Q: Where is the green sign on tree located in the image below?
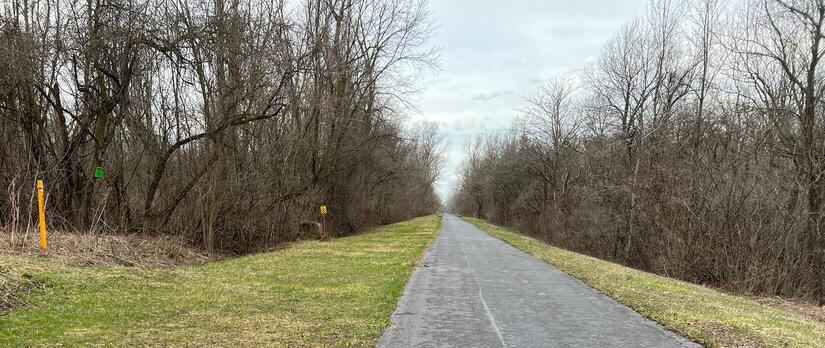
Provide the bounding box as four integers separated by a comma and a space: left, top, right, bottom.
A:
94, 167, 104, 179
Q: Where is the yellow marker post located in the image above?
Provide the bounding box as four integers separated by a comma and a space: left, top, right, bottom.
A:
320, 205, 328, 238
37, 180, 47, 251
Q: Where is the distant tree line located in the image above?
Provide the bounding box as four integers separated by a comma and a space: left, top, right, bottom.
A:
0, 0, 443, 253
450, 0, 825, 305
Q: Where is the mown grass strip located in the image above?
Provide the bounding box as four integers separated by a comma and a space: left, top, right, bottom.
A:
0, 215, 440, 347
463, 217, 825, 348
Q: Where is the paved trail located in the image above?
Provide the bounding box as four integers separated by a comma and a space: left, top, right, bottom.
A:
378, 214, 700, 348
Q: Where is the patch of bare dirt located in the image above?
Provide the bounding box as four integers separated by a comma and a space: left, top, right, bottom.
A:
1, 268, 47, 315
694, 321, 766, 348
756, 296, 825, 324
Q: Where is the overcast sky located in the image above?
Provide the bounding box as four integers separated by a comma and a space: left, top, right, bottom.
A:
407, 0, 649, 201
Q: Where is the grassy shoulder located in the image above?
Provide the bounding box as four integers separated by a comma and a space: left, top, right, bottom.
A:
0, 215, 440, 347
463, 217, 825, 348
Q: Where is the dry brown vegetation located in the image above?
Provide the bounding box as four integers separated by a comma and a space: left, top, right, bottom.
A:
0, 0, 444, 254
1, 228, 211, 267
757, 297, 825, 323
450, 0, 825, 305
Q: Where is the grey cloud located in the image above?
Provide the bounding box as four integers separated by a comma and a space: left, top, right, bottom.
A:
471, 90, 514, 101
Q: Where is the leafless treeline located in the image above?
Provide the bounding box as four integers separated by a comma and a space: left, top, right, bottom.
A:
0, 0, 444, 252
450, 0, 825, 304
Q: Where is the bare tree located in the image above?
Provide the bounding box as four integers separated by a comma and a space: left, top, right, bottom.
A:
0, 0, 441, 253
450, 0, 825, 304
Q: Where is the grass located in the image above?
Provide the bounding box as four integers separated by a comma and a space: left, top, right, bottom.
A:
463, 217, 825, 348
0, 215, 440, 347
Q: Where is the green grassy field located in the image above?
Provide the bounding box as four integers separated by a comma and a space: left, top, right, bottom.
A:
464, 217, 825, 348
0, 216, 440, 347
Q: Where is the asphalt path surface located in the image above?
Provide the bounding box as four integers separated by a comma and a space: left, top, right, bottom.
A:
377, 214, 700, 348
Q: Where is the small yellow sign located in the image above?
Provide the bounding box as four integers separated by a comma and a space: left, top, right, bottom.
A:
320, 205, 328, 215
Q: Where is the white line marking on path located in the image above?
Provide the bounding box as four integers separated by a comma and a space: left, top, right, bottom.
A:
459, 243, 508, 348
